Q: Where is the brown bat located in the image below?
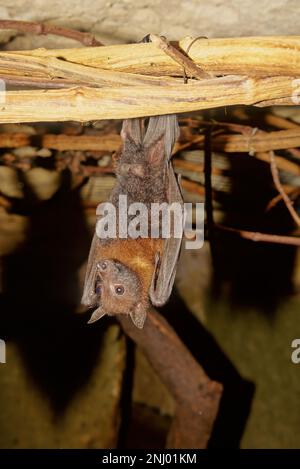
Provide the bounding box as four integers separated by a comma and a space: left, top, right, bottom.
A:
81, 115, 183, 329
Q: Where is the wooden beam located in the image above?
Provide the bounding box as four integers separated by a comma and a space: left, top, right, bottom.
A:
118, 309, 222, 448
8, 36, 300, 77
0, 75, 297, 123
0, 36, 299, 123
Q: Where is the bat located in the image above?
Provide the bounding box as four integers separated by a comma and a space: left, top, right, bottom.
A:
81, 114, 183, 329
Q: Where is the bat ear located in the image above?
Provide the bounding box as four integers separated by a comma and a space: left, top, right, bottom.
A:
87, 306, 106, 324
121, 119, 143, 145
147, 135, 165, 166
144, 115, 179, 161
130, 303, 147, 329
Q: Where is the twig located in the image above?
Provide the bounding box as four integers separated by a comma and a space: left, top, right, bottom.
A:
0, 192, 12, 210
0, 151, 206, 199
42, 133, 121, 151
254, 151, 300, 176
264, 113, 300, 130
180, 178, 205, 197
4, 158, 114, 176
204, 128, 300, 153
269, 150, 300, 227
1, 126, 300, 177
150, 34, 212, 80
0, 19, 103, 46
216, 224, 300, 247
0, 132, 31, 148
173, 159, 222, 175
288, 148, 300, 159
118, 309, 222, 448
265, 186, 300, 211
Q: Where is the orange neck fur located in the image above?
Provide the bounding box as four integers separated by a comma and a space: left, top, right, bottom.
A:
99, 238, 163, 294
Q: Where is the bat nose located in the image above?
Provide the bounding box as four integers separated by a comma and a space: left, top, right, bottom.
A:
97, 261, 108, 272
114, 261, 124, 272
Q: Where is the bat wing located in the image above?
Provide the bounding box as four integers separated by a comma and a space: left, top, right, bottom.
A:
81, 231, 101, 307
82, 199, 117, 307
149, 162, 184, 306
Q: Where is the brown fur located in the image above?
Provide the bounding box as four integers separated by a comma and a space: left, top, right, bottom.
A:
96, 237, 163, 301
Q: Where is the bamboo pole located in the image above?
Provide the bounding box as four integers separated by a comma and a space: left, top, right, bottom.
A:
2, 127, 300, 154
211, 129, 300, 153
0, 75, 297, 123
0, 36, 299, 123
9, 36, 300, 76
2, 125, 300, 177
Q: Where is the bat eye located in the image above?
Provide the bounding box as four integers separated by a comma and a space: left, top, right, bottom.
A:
97, 261, 107, 271
95, 277, 101, 295
115, 285, 125, 295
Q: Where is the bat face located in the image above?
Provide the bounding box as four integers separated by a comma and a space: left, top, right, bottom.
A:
87, 259, 148, 329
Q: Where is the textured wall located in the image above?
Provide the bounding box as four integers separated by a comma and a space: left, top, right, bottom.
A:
0, 0, 299, 48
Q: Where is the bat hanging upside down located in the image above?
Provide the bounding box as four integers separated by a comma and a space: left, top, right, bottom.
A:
81, 115, 183, 329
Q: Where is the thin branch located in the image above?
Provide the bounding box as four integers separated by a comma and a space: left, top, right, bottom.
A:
180, 178, 206, 197
288, 148, 300, 159
269, 150, 300, 227
202, 128, 300, 153
149, 34, 211, 80
173, 159, 222, 175
265, 186, 300, 211
252, 151, 300, 176
0, 192, 12, 210
0, 19, 103, 46
0, 150, 205, 201
216, 224, 300, 247
264, 113, 300, 130
1, 126, 300, 177
1, 150, 114, 176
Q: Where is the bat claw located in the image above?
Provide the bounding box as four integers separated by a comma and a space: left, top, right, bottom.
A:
140, 34, 152, 43
87, 306, 106, 324
130, 308, 147, 329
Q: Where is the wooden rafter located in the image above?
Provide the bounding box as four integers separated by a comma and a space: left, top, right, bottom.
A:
0, 36, 299, 123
